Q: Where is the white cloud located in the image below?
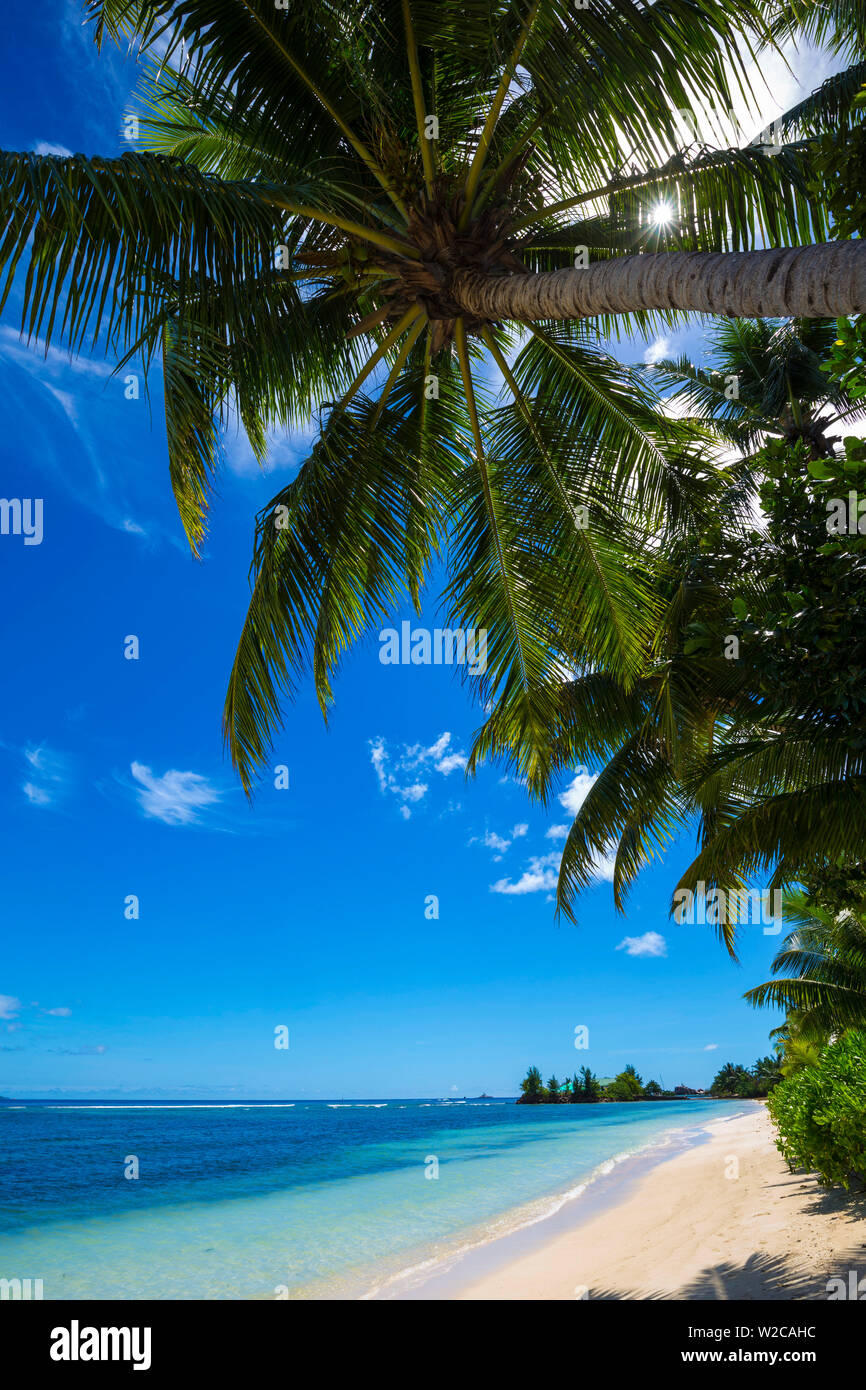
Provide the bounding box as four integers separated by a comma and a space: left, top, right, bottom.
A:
482, 830, 511, 855
23, 782, 53, 806
704, 1043, 719, 1052
435, 752, 467, 775
0, 326, 112, 381
591, 847, 618, 884
44, 1007, 72, 1017
546, 824, 569, 841
490, 833, 616, 895
130, 762, 220, 825
370, 737, 389, 793
490, 851, 560, 896
21, 745, 70, 808
224, 423, 313, 479
0, 995, 22, 1021
402, 731, 467, 776
369, 732, 466, 816
559, 767, 597, 817
45, 384, 79, 424
424, 732, 451, 761
475, 822, 531, 859
33, 141, 72, 157
400, 782, 428, 804
644, 336, 670, 366
615, 931, 668, 958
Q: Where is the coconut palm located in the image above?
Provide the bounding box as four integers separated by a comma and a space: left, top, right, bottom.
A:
771, 1015, 823, 1074
546, 423, 866, 949
649, 317, 860, 458
763, 0, 866, 144
0, 0, 863, 795
745, 889, 866, 1039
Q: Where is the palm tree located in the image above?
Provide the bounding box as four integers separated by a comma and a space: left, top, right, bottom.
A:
752, 1053, 783, 1090
764, 0, 866, 144
547, 314, 866, 946
745, 889, 866, 1039
710, 1060, 754, 1095
771, 1015, 824, 1075
0, 0, 862, 793
649, 317, 859, 459
518, 1065, 545, 1103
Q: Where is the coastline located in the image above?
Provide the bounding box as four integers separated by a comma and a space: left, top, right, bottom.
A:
388, 1105, 866, 1300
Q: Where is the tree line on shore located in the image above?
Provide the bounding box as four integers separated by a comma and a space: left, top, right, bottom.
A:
518, 1056, 781, 1103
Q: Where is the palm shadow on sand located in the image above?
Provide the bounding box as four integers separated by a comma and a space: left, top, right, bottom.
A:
588, 1246, 866, 1301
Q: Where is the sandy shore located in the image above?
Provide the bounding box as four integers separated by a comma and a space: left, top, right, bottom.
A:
453, 1106, 866, 1300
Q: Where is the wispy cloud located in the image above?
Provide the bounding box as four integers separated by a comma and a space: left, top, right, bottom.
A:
33, 141, 73, 157
224, 421, 314, 479
130, 762, 221, 826
369, 732, 467, 817
0, 995, 22, 1021
471, 822, 529, 861
616, 931, 668, 958
22, 745, 71, 808
0, 326, 113, 382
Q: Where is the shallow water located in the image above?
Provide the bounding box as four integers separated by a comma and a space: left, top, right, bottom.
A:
0, 1097, 751, 1299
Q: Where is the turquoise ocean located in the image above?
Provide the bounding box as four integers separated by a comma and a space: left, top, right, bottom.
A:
0, 1097, 753, 1298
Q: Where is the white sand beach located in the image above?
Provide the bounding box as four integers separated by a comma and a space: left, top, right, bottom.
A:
452, 1106, 866, 1300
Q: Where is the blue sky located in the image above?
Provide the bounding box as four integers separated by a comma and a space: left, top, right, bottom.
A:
0, 5, 840, 1098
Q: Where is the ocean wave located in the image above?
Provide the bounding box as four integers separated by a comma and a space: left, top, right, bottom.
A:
22, 1103, 297, 1111
326, 1103, 387, 1109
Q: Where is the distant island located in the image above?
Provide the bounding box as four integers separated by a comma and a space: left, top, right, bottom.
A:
517, 1059, 780, 1103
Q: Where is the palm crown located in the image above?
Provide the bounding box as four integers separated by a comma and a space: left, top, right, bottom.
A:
1, 0, 850, 803
745, 888, 866, 1040
650, 317, 859, 458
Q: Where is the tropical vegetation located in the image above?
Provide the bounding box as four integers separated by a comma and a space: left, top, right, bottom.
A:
767, 1029, 866, 1187
518, 1062, 679, 1102
707, 1056, 781, 1097
745, 887, 866, 1040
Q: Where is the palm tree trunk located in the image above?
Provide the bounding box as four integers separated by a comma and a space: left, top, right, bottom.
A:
452, 241, 866, 321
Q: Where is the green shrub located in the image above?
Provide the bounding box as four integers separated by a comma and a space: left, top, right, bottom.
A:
767, 1030, 866, 1189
